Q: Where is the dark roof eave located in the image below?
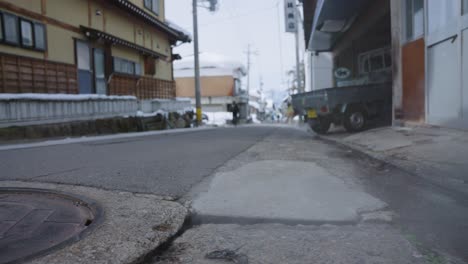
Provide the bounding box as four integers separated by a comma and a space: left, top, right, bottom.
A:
302, 0, 318, 50
81, 26, 168, 59
111, 0, 191, 43
172, 54, 182, 61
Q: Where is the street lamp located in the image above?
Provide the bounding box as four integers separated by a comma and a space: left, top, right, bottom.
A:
192, 0, 218, 126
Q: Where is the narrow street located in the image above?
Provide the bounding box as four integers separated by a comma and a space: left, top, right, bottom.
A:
3, 0, 468, 263
1, 126, 467, 263
0, 127, 272, 198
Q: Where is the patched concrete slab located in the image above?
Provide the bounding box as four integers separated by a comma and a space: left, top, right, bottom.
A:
192, 160, 386, 223
0, 181, 188, 264
343, 128, 416, 152
154, 223, 426, 264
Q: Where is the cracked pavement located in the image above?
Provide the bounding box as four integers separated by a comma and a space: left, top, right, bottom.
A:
1, 125, 467, 263
155, 126, 466, 264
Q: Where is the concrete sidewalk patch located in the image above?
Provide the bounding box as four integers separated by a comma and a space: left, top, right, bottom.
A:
192, 160, 387, 224
0, 181, 188, 264
321, 126, 468, 196
155, 223, 426, 264
343, 127, 416, 152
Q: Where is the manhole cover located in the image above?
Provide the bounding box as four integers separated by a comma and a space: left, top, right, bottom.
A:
0, 188, 99, 264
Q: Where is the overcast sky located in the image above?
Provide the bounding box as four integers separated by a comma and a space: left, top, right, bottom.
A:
166, 0, 304, 101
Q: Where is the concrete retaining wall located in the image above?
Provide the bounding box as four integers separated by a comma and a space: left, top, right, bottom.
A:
0, 94, 138, 127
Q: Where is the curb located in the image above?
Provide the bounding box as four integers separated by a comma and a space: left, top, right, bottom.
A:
317, 135, 393, 167
0, 126, 219, 151
316, 134, 468, 199
0, 181, 189, 264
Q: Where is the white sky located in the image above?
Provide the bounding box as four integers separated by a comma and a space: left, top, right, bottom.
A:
166, 0, 304, 102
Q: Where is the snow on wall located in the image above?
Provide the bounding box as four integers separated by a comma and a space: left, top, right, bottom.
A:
249, 101, 260, 110
0, 93, 137, 101
174, 53, 247, 79
205, 112, 232, 126
175, 97, 192, 102
0, 94, 138, 127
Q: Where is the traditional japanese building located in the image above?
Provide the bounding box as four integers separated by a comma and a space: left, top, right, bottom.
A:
0, 0, 190, 99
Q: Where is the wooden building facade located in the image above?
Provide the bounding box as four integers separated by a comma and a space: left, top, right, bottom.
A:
0, 0, 190, 99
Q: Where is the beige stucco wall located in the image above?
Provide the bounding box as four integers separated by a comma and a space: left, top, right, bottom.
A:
46, 0, 88, 28
135, 25, 144, 47
103, 5, 170, 58
105, 9, 135, 43
47, 25, 84, 64
128, 0, 165, 21
46, 0, 171, 58
90, 1, 105, 31
0, 0, 173, 80
155, 60, 172, 81
156, 34, 171, 57
2, 0, 42, 13
0, 45, 44, 60
144, 30, 152, 49
1, 0, 172, 57
112, 46, 142, 64
151, 30, 170, 57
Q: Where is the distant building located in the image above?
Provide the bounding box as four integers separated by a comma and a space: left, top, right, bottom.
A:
248, 90, 261, 115
174, 53, 248, 119
0, 0, 190, 99
248, 90, 268, 121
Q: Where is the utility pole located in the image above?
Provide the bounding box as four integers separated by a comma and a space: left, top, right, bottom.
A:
244, 44, 258, 118
245, 44, 251, 95
259, 76, 264, 95
192, 0, 202, 126
192, 0, 218, 126
244, 44, 259, 96
294, 4, 302, 93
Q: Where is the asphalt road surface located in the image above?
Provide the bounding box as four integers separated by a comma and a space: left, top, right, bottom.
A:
1, 125, 468, 263
0, 127, 272, 198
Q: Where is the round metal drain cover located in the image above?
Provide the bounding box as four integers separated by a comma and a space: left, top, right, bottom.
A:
0, 188, 99, 264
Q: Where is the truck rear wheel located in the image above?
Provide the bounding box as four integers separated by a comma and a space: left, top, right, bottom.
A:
309, 117, 331, 134
344, 107, 367, 133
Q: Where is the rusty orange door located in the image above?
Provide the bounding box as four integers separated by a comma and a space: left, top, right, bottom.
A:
402, 38, 425, 122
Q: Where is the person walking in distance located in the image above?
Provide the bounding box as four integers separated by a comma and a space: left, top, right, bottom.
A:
285, 102, 294, 124
232, 101, 240, 126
